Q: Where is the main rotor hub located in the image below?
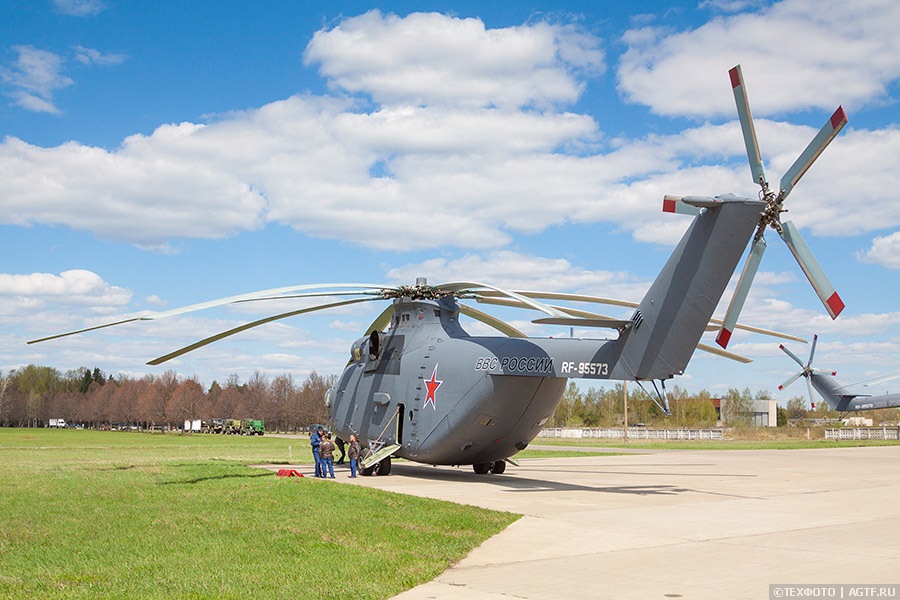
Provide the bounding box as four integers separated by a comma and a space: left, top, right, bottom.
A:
381, 280, 459, 301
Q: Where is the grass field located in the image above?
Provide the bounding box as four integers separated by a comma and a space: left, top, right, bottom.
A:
0, 429, 519, 599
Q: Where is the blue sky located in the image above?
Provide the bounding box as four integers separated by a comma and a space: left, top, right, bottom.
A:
2, 0, 899, 402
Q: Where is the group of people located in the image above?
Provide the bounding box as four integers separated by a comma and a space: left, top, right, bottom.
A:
310, 425, 362, 478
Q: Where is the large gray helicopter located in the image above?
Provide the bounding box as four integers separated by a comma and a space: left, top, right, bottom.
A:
779, 335, 900, 413
29, 65, 847, 475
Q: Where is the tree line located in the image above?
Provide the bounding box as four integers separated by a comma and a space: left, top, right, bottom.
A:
547, 381, 900, 428
0, 365, 333, 431
3, 365, 897, 432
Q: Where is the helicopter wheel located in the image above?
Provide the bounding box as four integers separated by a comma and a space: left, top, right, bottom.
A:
490, 460, 506, 474
472, 462, 491, 474
361, 460, 375, 476
375, 456, 392, 476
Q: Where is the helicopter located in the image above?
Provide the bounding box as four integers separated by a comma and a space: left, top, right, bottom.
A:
779, 335, 900, 413
29, 65, 847, 475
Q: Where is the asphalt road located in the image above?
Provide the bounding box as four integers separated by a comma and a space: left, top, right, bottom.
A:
267, 446, 900, 599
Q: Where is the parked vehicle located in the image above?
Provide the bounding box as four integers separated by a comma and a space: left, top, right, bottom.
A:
242, 419, 265, 436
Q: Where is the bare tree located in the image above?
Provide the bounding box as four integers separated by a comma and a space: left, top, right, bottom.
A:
166, 378, 206, 426
0, 371, 9, 426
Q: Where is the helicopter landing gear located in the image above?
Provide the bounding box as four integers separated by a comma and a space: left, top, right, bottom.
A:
361, 456, 391, 476
473, 460, 506, 474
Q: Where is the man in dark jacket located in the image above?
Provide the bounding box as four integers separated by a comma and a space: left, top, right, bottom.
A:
319, 433, 336, 478
310, 426, 324, 478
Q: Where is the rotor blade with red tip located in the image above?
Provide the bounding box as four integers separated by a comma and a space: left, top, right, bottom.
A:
807, 333, 819, 366
779, 371, 803, 391
806, 376, 817, 407
716, 237, 767, 348
779, 220, 845, 318
780, 342, 808, 368
779, 106, 847, 200
729, 65, 767, 186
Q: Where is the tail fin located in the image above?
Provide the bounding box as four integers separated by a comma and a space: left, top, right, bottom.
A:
613, 196, 764, 380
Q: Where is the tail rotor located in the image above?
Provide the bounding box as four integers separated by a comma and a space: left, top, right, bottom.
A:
778, 334, 836, 408
710, 65, 848, 347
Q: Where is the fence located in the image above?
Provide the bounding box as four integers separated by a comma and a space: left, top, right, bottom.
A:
539, 427, 724, 440
825, 427, 900, 440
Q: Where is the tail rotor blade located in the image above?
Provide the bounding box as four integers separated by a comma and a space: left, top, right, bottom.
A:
806, 376, 817, 408
779, 343, 807, 368
807, 333, 819, 367
729, 65, 767, 186
779, 221, 844, 318
779, 371, 803, 391
716, 237, 767, 348
779, 106, 848, 200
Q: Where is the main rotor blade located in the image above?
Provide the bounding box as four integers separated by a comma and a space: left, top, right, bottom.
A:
779, 106, 847, 200
147, 297, 379, 365
477, 290, 639, 310
835, 370, 900, 391
478, 289, 804, 343
779, 220, 844, 318
27, 316, 145, 344
780, 343, 807, 369
696, 342, 752, 364
778, 371, 803, 391
729, 65, 767, 186
149, 283, 395, 319
365, 304, 395, 335
717, 236, 767, 348
438, 281, 568, 319
233, 288, 390, 303
29, 283, 395, 345
459, 303, 526, 338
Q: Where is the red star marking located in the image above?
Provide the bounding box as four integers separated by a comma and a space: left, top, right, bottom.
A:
424, 365, 443, 410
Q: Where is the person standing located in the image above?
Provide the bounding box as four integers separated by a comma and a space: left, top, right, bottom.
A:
320, 433, 336, 478
347, 434, 361, 478
310, 426, 324, 478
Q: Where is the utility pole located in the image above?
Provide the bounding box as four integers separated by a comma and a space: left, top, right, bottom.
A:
623, 380, 628, 444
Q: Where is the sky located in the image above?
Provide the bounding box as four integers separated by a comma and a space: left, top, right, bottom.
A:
2, 0, 899, 404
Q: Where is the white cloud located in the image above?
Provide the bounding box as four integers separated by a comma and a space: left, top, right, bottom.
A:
53, 0, 106, 17
0, 7, 896, 257
618, 0, 900, 117
303, 10, 604, 109
73, 46, 127, 66
0, 46, 72, 113
0, 270, 130, 305
858, 231, 900, 269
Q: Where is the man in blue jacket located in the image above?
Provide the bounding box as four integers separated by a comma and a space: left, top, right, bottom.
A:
310, 426, 324, 478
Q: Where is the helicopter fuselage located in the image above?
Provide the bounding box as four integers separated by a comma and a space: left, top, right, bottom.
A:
327, 295, 620, 466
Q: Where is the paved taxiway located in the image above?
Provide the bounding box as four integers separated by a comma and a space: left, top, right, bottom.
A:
272, 446, 900, 599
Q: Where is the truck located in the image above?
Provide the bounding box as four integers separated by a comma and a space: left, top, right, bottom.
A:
49, 419, 67, 428
223, 419, 243, 435
242, 419, 265, 436
183, 419, 201, 433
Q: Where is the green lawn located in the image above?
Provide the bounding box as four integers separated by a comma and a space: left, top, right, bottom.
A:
0, 429, 519, 599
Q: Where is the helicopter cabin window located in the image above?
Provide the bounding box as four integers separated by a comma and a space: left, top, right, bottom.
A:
368, 330, 381, 361
364, 331, 383, 372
